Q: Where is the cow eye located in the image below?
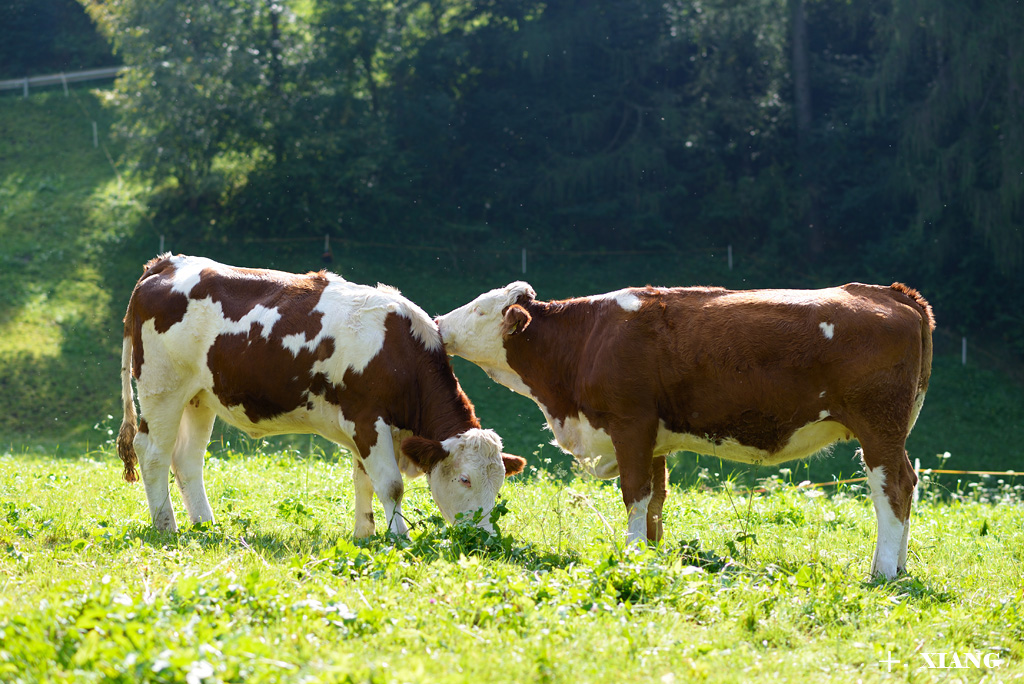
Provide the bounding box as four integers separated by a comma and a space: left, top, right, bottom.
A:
458, 475, 471, 487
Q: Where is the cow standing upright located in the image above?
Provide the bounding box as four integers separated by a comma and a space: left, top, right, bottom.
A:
117, 254, 525, 536
437, 281, 935, 579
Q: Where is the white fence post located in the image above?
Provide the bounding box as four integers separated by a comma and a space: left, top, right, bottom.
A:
962, 336, 967, 366
728, 244, 733, 271
92, 121, 98, 148
522, 248, 527, 274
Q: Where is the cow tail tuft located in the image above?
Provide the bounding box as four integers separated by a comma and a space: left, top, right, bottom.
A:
117, 313, 139, 483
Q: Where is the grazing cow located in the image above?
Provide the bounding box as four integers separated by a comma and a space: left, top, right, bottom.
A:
437, 281, 935, 579
117, 254, 525, 536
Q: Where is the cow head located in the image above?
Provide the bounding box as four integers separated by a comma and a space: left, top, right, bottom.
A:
402, 428, 525, 532
436, 282, 536, 367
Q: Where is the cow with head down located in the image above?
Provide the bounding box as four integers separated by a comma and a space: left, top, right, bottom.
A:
437, 281, 935, 579
117, 254, 525, 536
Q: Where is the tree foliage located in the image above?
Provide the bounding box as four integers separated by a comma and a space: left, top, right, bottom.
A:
874, 0, 1024, 271
0, 0, 116, 77
83, 0, 312, 209
60, 0, 1024, 350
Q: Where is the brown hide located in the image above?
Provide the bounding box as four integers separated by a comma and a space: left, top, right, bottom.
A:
503, 282, 934, 470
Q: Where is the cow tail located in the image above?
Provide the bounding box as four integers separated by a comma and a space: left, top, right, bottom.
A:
117, 305, 140, 483
891, 283, 935, 434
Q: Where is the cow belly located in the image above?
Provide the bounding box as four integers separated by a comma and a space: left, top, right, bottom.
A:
546, 411, 851, 477
200, 390, 359, 451
655, 419, 854, 466
547, 413, 620, 479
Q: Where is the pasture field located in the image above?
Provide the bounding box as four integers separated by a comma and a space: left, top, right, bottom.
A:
1, 447, 1023, 683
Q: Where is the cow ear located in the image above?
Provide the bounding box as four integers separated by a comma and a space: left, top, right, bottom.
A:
501, 304, 531, 338
502, 453, 527, 477
401, 436, 448, 474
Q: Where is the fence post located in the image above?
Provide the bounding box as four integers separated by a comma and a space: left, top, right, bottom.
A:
962, 336, 967, 366
522, 248, 527, 274
728, 244, 733, 271
159, 235, 165, 253
23, 78, 28, 98
61, 73, 68, 96
92, 121, 98, 148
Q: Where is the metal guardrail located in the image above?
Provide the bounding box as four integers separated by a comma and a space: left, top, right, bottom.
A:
0, 66, 125, 95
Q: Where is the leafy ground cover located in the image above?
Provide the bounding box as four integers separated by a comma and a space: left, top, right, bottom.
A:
1, 447, 1022, 683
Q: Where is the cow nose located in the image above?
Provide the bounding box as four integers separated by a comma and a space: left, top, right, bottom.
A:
435, 316, 449, 343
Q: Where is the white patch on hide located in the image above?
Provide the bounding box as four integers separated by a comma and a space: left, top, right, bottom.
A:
819, 321, 835, 339
591, 288, 642, 312
167, 255, 222, 296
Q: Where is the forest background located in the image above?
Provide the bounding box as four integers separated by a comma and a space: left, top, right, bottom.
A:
2, 0, 1023, 480
5, 0, 1023, 334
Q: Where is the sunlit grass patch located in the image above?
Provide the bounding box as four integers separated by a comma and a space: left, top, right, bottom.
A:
2, 448, 1022, 682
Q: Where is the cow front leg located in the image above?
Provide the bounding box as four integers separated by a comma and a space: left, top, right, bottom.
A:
646, 456, 668, 543
352, 460, 376, 538
611, 422, 658, 546
133, 401, 184, 532
860, 442, 917, 579
356, 418, 409, 537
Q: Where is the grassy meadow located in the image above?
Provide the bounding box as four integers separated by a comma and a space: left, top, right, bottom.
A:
2, 88, 1024, 682
2, 448, 1024, 682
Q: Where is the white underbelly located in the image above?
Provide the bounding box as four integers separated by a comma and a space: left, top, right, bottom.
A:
199, 390, 359, 452
545, 410, 853, 477
655, 419, 853, 466
546, 413, 620, 479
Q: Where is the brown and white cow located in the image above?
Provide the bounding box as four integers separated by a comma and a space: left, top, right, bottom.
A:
437, 281, 935, 579
117, 254, 525, 536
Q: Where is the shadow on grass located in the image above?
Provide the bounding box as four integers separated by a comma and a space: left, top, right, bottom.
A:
867, 573, 959, 605
97, 508, 582, 574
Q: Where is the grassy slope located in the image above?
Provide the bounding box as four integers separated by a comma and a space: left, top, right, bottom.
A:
1, 452, 1022, 682
1, 88, 1023, 488
0, 87, 150, 445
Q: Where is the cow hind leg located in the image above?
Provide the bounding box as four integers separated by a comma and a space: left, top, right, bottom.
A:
134, 398, 185, 532
171, 399, 217, 526
859, 439, 917, 579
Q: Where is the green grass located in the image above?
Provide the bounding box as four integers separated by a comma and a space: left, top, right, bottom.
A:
0, 87, 151, 442
2, 446, 1023, 682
